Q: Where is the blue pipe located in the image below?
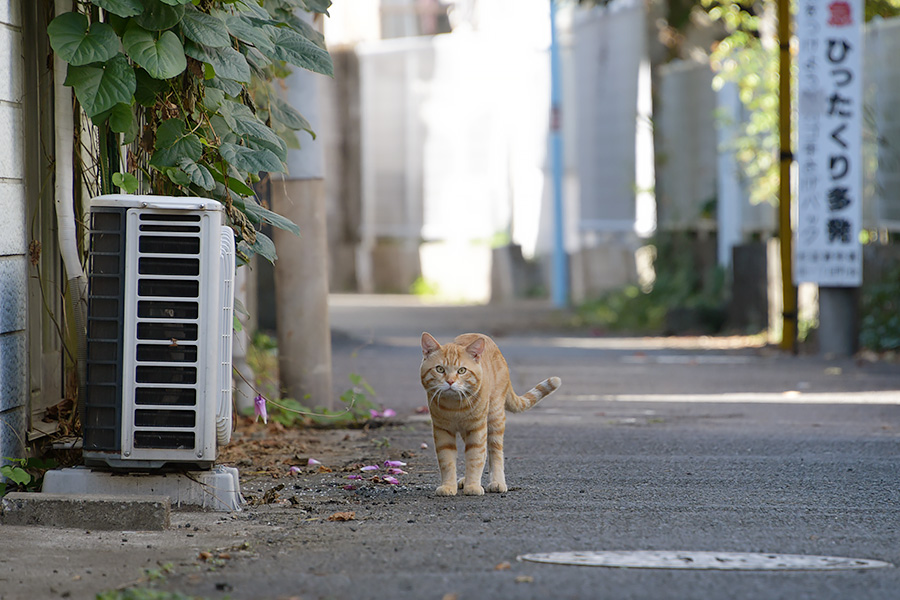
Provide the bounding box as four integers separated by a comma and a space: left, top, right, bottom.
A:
549, 0, 568, 307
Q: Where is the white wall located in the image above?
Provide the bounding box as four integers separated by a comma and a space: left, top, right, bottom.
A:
0, 0, 28, 461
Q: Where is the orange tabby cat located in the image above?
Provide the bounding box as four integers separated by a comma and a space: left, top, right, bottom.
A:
420, 332, 561, 496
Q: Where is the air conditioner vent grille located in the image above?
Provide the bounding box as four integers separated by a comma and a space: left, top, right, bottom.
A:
134, 431, 195, 449
139, 236, 200, 255
84, 207, 127, 452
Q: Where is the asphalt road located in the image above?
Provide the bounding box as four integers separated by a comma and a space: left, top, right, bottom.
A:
4, 295, 899, 600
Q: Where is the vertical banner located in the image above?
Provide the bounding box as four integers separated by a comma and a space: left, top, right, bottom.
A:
796, 0, 863, 286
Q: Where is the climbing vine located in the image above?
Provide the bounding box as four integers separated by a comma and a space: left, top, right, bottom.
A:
47, 0, 333, 263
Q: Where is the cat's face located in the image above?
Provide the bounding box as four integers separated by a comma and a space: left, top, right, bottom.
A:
420, 333, 483, 401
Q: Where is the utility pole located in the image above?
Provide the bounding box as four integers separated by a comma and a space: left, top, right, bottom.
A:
549, 0, 568, 308
272, 14, 333, 409
777, 0, 797, 353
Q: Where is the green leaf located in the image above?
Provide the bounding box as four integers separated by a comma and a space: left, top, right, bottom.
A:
150, 118, 202, 167
177, 158, 215, 190
270, 94, 314, 137
108, 102, 135, 133
123, 22, 186, 79
0, 466, 31, 486
301, 0, 332, 16
250, 230, 277, 263
158, 0, 193, 5
225, 15, 276, 56
208, 164, 256, 196
48, 12, 120, 67
112, 171, 140, 193
135, 0, 185, 31
134, 67, 166, 106
181, 6, 232, 48
206, 76, 243, 97
91, 0, 144, 17
185, 42, 251, 83
219, 142, 284, 174
270, 27, 333, 77
219, 101, 287, 160
240, 197, 300, 235
65, 54, 136, 118
166, 167, 192, 186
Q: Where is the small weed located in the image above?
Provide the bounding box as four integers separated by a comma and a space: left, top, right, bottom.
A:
0, 457, 57, 497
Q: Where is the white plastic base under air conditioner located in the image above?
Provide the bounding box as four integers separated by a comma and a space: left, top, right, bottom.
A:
41, 465, 243, 512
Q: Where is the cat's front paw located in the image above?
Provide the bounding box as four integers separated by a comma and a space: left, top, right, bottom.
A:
435, 484, 458, 496
486, 482, 508, 493
462, 484, 485, 496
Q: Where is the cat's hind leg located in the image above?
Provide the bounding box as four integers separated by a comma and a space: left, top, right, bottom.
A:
486, 420, 508, 493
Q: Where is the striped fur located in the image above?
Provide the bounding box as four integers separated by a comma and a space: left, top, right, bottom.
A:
420, 332, 561, 496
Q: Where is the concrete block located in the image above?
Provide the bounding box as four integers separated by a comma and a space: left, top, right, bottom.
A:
0, 1, 21, 27
0, 25, 23, 102
0, 181, 25, 256
0, 103, 24, 179
0, 255, 26, 333
0, 492, 170, 530
0, 331, 26, 411
0, 404, 25, 458
42, 465, 243, 512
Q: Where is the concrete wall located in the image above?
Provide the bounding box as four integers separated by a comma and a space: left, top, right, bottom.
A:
0, 0, 27, 461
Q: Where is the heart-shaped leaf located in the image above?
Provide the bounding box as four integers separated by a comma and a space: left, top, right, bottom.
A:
270, 95, 314, 137
250, 230, 277, 263
177, 158, 215, 191
65, 54, 136, 118
91, 0, 144, 17
270, 27, 333, 77
123, 22, 186, 79
150, 118, 202, 167
219, 142, 284, 174
135, 0, 185, 31
48, 12, 120, 67
112, 171, 140, 193
134, 67, 166, 106
225, 15, 276, 56
185, 42, 251, 83
181, 6, 231, 48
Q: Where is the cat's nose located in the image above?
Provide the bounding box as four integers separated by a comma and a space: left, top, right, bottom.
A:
446, 378, 455, 385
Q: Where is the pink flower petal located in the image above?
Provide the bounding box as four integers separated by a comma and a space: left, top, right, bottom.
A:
343, 484, 357, 491
360, 465, 379, 472
369, 409, 380, 418
289, 466, 301, 476
381, 408, 397, 418
386, 468, 406, 475
382, 475, 400, 485
421, 443, 428, 450
347, 474, 363, 480
384, 460, 406, 468
254, 394, 268, 424
307, 458, 322, 466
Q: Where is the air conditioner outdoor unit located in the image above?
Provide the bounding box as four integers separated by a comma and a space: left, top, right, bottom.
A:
83, 195, 235, 470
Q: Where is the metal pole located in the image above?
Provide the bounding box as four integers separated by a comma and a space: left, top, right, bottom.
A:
549, 0, 569, 308
777, 0, 797, 352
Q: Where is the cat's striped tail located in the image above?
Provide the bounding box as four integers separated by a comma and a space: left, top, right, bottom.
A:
506, 376, 561, 413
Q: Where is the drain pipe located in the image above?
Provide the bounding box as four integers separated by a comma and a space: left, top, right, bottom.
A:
54, 0, 89, 423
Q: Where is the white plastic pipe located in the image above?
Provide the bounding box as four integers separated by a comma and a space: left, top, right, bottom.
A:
54, 0, 89, 420
53, 0, 84, 283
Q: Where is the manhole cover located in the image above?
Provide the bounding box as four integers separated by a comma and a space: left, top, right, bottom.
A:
517, 551, 893, 571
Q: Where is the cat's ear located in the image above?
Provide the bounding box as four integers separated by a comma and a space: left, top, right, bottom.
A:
465, 337, 485, 362
421, 332, 440, 356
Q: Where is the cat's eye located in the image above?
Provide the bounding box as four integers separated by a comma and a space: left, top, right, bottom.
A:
435, 365, 445, 373
457, 367, 467, 374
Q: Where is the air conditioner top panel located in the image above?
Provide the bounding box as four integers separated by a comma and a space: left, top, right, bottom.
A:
91, 194, 224, 213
